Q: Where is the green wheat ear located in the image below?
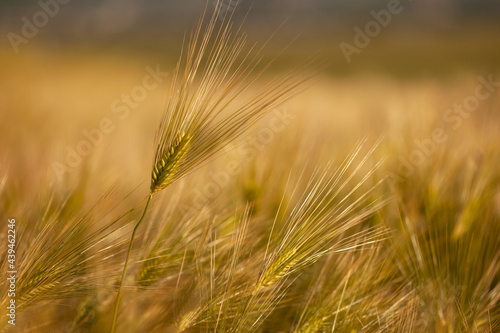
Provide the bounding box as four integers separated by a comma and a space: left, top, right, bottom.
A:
151, 131, 191, 194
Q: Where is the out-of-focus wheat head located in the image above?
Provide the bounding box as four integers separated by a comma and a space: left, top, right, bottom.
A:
256, 141, 387, 290
0, 186, 126, 331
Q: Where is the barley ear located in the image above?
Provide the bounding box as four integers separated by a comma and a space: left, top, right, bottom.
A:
151, 131, 191, 194
257, 248, 299, 290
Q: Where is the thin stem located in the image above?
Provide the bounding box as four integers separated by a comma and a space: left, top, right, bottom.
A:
111, 194, 153, 333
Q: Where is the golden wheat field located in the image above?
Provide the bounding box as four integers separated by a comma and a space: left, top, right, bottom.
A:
1, 1, 500, 332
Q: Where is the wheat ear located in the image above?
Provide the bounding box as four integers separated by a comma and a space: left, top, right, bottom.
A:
151, 131, 191, 194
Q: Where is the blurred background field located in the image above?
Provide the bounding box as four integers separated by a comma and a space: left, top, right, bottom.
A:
1, 1, 500, 332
